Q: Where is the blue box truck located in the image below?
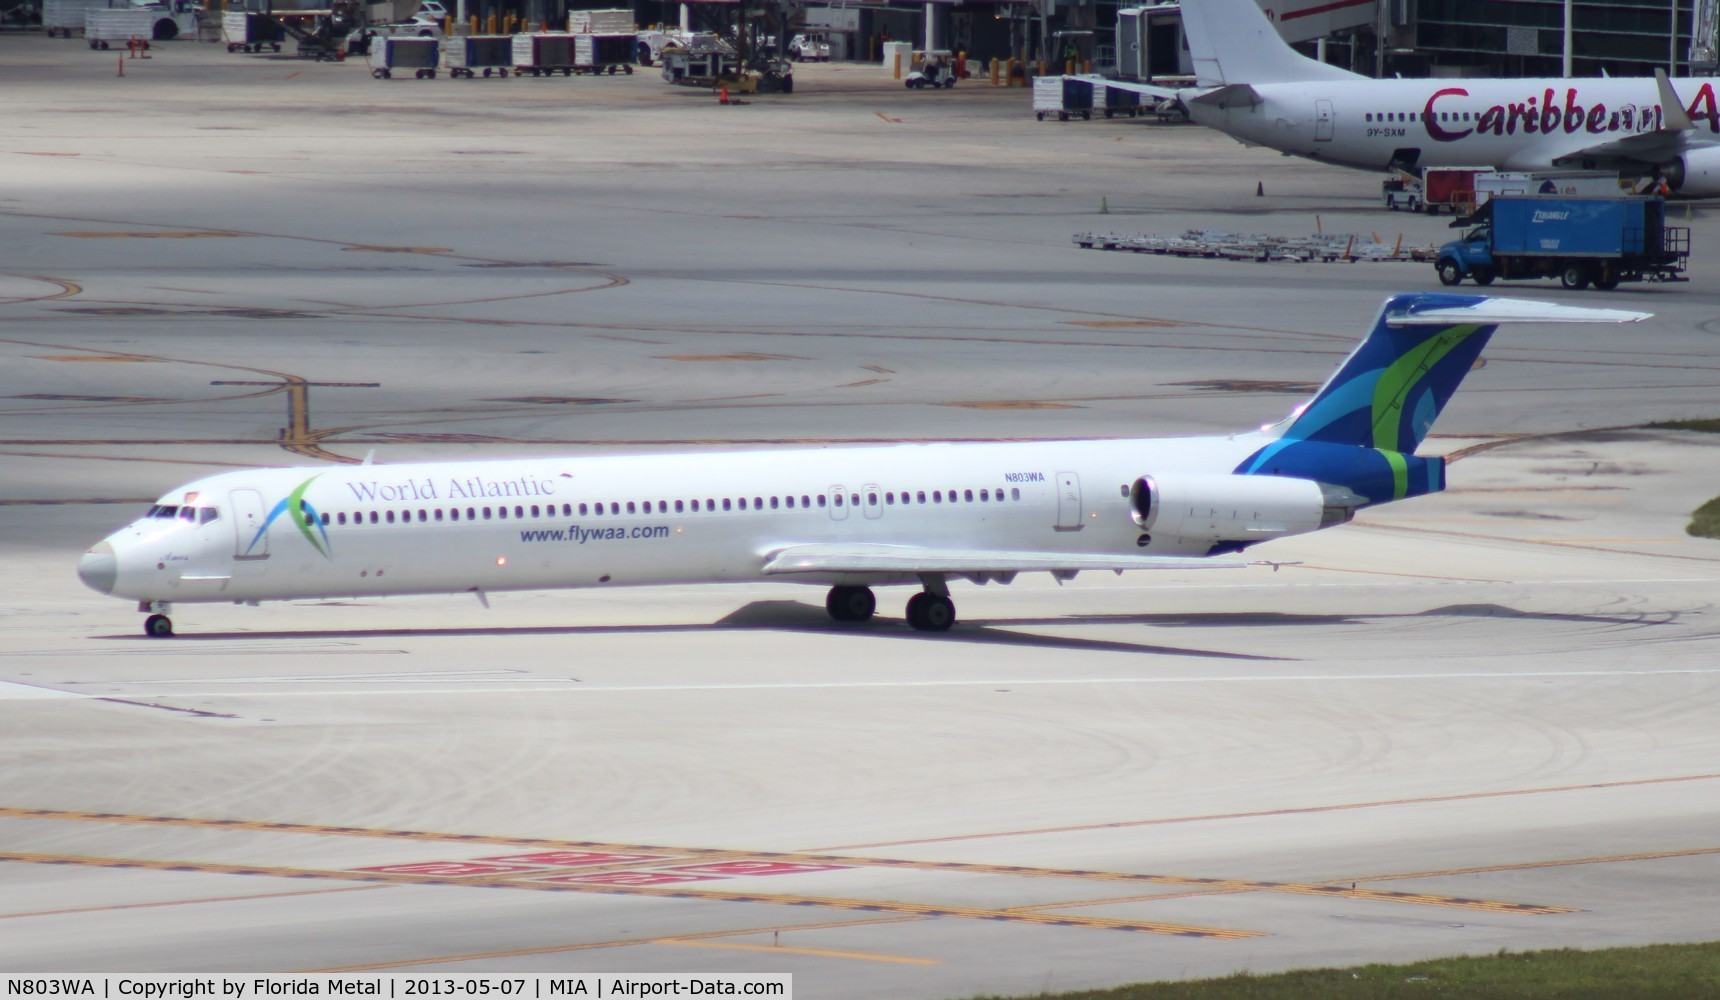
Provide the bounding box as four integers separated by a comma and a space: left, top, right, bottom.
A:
1434, 196, 1688, 290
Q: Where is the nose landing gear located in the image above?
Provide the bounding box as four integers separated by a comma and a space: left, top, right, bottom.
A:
140, 601, 175, 638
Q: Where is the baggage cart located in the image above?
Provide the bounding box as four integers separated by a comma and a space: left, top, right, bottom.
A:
441, 34, 512, 77
573, 33, 634, 74
369, 35, 438, 78
1033, 75, 1091, 120
44, 0, 106, 38
222, 10, 284, 53
1098, 83, 1146, 118
512, 33, 576, 76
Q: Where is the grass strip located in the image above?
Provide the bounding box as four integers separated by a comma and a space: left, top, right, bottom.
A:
980, 942, 1720, 1000
1690, 495, 1720, 539
1645, 418, 1720, 433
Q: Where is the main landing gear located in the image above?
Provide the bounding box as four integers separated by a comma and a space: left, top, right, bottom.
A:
141, 601, 174, 638
823, 580, 956, 632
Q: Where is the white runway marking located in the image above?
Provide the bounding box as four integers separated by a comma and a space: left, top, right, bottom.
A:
91, 667, 1720, 699
0, 680, 81, 700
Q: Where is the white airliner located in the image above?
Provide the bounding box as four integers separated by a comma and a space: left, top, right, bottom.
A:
77, 294, 1645, 637
1121, 0, 1720, 195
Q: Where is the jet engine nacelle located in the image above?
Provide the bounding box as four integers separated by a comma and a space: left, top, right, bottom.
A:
1129, 473, 1359, 545
1657, 147, 1720, 197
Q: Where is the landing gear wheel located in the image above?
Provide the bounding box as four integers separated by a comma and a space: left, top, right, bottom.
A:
905, 593, 954, 632
1561, 264, 1591, 290
825, 585, 876, 623
1436, 259, 1463, 286
144, 614, 174, 638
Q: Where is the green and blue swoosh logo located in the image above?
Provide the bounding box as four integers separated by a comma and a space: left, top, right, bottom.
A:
246, 476, 331, 558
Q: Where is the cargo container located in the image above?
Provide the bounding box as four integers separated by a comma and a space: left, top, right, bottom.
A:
222, 10, 284, 52
44, 0, 107, 38
1434, 196, 1688, 290
512, 33, 576, 76
573, 33, 634, 74
441, 35, 512, 77
368, 35, 438, 78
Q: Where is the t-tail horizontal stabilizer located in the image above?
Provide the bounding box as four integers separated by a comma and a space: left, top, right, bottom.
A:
1237, 294, 1649, 505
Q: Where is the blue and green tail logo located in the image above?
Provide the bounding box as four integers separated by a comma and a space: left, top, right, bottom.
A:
247, 475, 331, 558
1237, 293, 1498, 505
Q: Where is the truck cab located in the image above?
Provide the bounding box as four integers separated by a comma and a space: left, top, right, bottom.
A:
1436, 225, 1495, 286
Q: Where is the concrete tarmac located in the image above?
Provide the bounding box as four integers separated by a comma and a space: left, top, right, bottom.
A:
2, 33, 1720, 996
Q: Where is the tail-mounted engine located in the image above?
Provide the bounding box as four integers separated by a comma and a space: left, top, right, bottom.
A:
1129, 473, 1360, 543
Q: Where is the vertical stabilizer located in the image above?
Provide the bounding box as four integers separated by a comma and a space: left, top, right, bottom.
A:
1236, 294, 1648, 504
1180, 0, 1365, 87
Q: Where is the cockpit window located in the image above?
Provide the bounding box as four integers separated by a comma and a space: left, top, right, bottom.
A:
150, 505, 180, 519
179, 507, 197, 522
199, 507, 219, 524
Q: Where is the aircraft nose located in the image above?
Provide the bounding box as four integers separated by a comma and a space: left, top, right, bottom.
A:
78, 541, 118, 595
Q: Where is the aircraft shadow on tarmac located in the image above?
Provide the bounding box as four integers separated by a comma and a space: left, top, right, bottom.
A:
96, 600, 1661, 658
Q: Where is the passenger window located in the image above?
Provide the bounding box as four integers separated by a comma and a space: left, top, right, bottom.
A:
1011, 488, 1020, 501
885, 492, 894, 505
370, 511, 379, 524
917, 491, 926, 503
434, 509, 444, 522
691, 499, 700, 512
610, 502, 620, 515
658, 501, 667, 514
784, 496, 794, 509
337, 512, 347, 526
627, 501, 637, 515
964, 489, 974, 502
498, 507, 508, 520
770, 496, 779, 509
675, 499, 685, 513
386, 510, 396, 524
722, 498, 732, 511
802, 495, 811, 507
512, 505, 522, 518
851, 494, 860, 506
530, 505, 540, 517
738, 497, 748, 511
466, 507, 475, 520
980, 489, 989, 502
932, 491, 942, 503
450, 508, 460, 521
816, 495, 826, 508
483, 507, 492, 520
753, 497, 763, 509
834, 494, 844, 507
706, 498, 715, 510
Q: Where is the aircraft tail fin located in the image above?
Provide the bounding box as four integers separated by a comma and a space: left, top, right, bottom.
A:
1236, 295, 1648, 504
1180, 0, 1365, 87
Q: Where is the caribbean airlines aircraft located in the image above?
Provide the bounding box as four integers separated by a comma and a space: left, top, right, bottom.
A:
77, 294, 1644, 637
1131, 0, 1720, 194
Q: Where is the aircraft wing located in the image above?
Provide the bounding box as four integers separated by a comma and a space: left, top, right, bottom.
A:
1186, 83, 1263, 109
761, 543, 1242, 577
1067, 74, 1182, 105
1551, 69, 1697, 168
